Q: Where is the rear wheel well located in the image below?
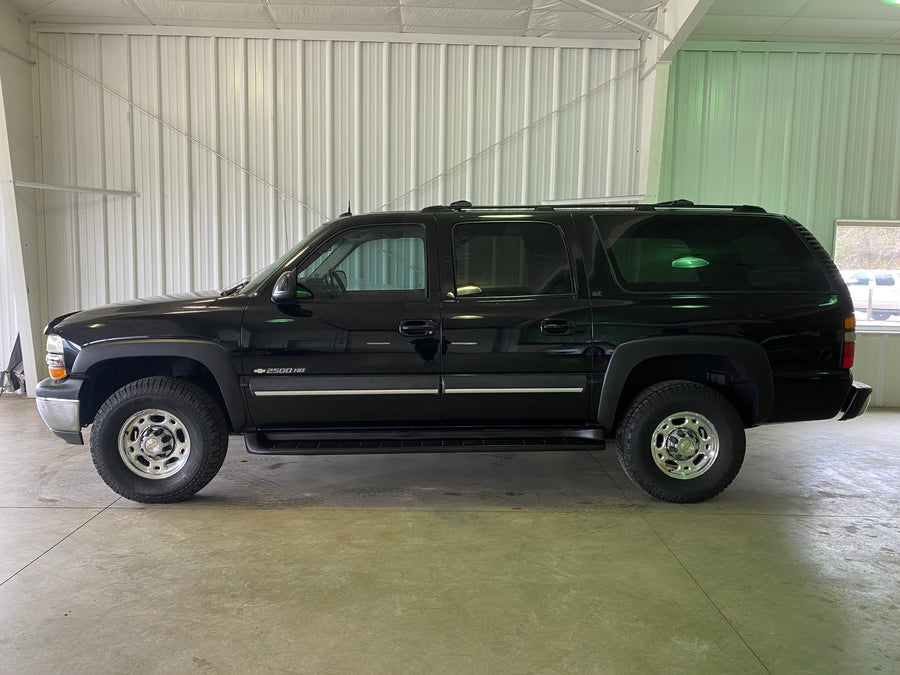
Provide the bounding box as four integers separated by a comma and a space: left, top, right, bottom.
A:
79, 357, 231, 431
612, 355, 760, 432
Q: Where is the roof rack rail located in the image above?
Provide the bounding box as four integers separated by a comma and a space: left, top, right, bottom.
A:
419, 202, 634, 213
420, 202, 554, 213
635, 200, 767, 213
646, 199, 695, 208
419, 200, 767, 214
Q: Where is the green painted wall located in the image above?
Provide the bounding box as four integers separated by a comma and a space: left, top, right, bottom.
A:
659, 43, 900, 252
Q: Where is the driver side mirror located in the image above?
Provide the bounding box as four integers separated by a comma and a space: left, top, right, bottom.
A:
271, 271, 313, 304
271, 271, 295, 304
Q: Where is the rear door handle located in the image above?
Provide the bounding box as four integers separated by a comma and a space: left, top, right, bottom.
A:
541, 318, 575, 336
399, 319, 435, 337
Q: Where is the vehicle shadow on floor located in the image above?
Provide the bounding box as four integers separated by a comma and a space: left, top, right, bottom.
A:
119, 442, 636, 510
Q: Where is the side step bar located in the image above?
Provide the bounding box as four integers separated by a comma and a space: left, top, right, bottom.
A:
245, 426, 605, 455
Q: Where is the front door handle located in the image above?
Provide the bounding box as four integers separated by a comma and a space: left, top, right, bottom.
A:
541, 318, 575, 336
399, 319, 435, 337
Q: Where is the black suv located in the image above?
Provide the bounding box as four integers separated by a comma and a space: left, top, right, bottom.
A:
35, 201, 872, 503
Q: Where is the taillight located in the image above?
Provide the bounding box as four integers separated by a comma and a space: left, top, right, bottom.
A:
841, 316, 856, 370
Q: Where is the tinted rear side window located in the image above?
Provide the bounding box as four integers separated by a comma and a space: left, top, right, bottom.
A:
593, 214, 829, 292
452, 221, 574, 298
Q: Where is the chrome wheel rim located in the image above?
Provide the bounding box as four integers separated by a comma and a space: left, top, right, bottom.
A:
118, 409, 191, 479
650, 411, 719, 480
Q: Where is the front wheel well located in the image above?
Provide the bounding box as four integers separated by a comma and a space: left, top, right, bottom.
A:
78, 357, 231, 431
611, 355, 761, 432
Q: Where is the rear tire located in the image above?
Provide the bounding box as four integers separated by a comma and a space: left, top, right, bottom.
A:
90, 377, 228, 503
615, 380, 745, 503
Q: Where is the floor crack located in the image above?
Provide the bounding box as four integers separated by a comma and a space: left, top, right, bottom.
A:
639, 511, 773, 674
0, 499, 120, 589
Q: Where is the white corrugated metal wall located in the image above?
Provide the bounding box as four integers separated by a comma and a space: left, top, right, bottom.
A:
32, 29, 639, 319
658, 46, 900, 252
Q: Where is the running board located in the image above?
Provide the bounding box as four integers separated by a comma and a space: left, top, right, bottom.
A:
244, 426, 605, 455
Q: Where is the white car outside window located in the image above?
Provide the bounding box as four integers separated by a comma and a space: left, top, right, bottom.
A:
842, 269, 900, 320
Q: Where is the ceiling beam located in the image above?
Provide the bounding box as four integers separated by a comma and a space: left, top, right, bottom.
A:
659, 0, 717, 61
569, 0, 670, 41
18, 0, 63, 23
261, 1, 279, 29
124, 0, 157, 26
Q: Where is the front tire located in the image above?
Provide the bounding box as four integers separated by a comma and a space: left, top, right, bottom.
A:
90, 377, 228, 503
615, 381, 745, 503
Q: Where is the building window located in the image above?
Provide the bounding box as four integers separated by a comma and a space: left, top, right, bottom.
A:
833, 220, 900, 325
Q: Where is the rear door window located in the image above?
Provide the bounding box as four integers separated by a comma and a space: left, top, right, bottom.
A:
592, 214, 829, 293
452, 221, 574, 298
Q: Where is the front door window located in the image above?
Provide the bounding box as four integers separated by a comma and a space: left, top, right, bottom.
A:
297, 225, 426, 300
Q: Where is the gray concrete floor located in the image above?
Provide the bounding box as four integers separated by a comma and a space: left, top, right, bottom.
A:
0, 395, 898, 674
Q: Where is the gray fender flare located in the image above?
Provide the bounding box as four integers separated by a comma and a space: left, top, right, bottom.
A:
72, 339, 246, 429
597, 336, 773, 431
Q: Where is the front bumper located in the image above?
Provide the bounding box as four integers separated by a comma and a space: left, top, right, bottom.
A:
839, 380, 872, 421
35, 377, 84, 444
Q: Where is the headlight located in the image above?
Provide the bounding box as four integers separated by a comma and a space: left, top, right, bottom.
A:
46, 334, 67, 380
47, 334, 65, 354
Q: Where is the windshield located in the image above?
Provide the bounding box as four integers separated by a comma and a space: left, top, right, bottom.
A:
222, 228, 323, 296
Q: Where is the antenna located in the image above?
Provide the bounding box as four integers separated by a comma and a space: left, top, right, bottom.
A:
339, 201, 352, 217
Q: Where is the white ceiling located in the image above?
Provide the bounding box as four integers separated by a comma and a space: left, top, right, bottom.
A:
693, 0, 900, 45
6, 0, 663, 39
5, 0, 900, 44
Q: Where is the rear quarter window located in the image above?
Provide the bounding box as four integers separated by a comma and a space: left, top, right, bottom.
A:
593, 214, 830, 293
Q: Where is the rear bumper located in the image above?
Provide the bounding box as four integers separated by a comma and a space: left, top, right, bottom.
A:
35, 377, 84, 444
839, 381, 872, 421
